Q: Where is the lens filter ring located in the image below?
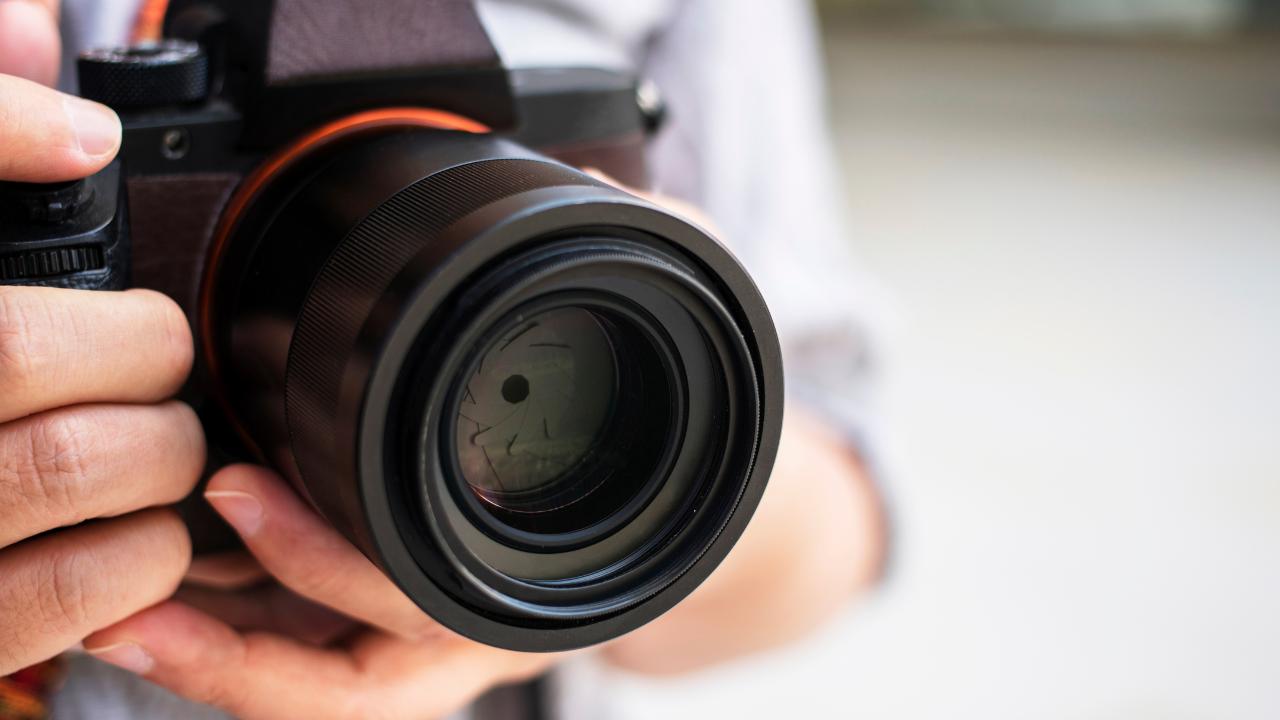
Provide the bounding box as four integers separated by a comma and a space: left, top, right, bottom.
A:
399, 236, 759, 619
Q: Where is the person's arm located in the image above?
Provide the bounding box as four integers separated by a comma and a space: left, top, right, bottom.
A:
604, 0, 891, 673
604, 408, 885, 674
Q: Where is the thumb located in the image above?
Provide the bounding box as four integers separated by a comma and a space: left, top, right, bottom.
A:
0, 73, 120, 182
0, 0, 61, 86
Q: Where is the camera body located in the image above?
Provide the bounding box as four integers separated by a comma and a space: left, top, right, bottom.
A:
0, 0, 782, 652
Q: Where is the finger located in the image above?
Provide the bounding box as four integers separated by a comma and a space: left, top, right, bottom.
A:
185, 551, 269, 589
175, 583, 357, 646
85, 602, 367, 720
0, 287, 193, 423
0, 73, 119, 181
0, 508, 190, 676
0, 401, 204, 548
204, 465, 442, 640
0, 0, 61, 86
86, 601, 555, 720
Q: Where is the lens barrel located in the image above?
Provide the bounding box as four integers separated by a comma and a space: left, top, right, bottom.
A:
208, 129, 782, 651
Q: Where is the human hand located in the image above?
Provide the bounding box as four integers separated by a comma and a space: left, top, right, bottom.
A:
0, 1, 121, 181
0, 0, 60, 88
84, 465, 561, 720
0, 1, 204, 677
0, 281, 201, 676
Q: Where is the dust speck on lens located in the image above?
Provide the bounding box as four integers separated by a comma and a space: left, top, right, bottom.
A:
501, 374, 530, 403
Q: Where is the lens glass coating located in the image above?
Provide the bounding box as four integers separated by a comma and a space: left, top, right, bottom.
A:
455, 307, 617, 515
450, 301, 675, 541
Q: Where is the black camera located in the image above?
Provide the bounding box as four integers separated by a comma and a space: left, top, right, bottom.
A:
0, 0, 782, 652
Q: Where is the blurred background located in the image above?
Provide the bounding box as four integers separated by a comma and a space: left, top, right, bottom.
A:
571, 1, 1280, 717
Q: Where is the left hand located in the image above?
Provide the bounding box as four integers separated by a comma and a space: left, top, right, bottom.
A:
83, 464, 561, 720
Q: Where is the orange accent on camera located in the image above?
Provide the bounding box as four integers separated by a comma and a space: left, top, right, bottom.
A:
132, 0, 170, 44
198, 108, 490, 458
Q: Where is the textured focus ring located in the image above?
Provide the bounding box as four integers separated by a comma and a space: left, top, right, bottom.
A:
286, 159, 600, 493
78, 41, 210, 110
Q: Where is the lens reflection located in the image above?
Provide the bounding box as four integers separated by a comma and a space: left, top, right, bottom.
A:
454, 307, 617, 514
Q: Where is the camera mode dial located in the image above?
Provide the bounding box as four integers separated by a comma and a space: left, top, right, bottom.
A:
78, 40, 210, 110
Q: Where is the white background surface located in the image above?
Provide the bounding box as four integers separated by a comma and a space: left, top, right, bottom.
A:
584, 22, 1280, 720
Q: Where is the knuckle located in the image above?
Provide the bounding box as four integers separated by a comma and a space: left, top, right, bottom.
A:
0, 538, 103, 673
37, 543, 101, 634
18, 410, 98, 523
0, 512, 193, 671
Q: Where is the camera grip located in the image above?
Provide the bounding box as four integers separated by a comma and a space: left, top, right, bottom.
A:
0, 163, 131, 291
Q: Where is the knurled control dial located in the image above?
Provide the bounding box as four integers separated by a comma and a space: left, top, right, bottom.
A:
77, 40, 210, 110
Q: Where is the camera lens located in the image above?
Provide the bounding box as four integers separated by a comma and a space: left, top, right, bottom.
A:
211, 128, 782, 651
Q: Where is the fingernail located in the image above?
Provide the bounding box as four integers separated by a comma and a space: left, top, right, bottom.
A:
206, 490, 264, 536
86, 642, 154, 675
63, 96, 121, 157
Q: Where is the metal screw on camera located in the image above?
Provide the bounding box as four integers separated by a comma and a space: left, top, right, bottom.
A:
161, 128, 190, 160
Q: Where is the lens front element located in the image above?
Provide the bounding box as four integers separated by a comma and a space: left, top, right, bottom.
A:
448, 299, 677, 543
455, 307, 617, 516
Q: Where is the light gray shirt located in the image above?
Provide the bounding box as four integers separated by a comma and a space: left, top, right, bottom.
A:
51, 1, 881, 717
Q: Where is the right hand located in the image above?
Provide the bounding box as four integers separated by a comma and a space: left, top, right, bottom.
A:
0, 0, 204, 676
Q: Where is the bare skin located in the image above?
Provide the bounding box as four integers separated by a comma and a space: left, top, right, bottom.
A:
0, 2, 203, 679
1, 3, 885, 717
